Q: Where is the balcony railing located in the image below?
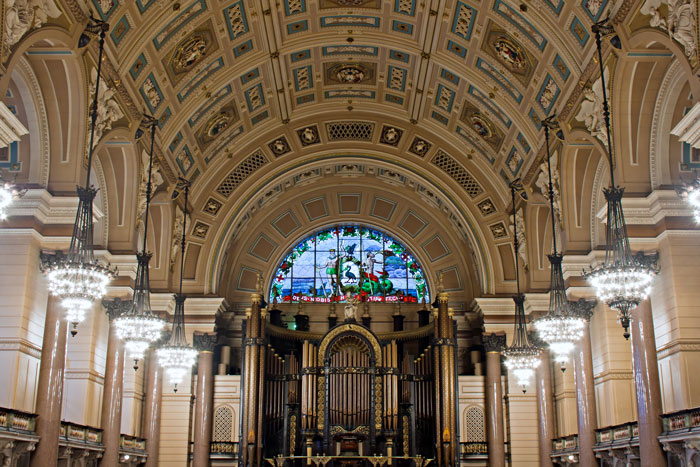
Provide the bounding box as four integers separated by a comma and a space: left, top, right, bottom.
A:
60, 421, 103, 445
459, 441, 488, 457
661, 406, 700, 433
0, 407, 37, 433
595, 421, 638, 445
211, 441, 240, 457
120, 434, 147, 452
552, 434, 578, 453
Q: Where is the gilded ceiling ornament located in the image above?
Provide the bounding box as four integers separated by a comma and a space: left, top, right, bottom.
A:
172, 35, 208, 73
336, 65, 366, 84
493, 36, 527, 72
470, 114, 493, 139
408, 137, 431, 157
268, 137, 290, 156
204, 112, 230, 138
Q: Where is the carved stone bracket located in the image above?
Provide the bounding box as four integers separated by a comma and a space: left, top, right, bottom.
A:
483, 333, 506, 353
193, 332, 217, 352
569, 299, 597, 321
103, 297, 132, 321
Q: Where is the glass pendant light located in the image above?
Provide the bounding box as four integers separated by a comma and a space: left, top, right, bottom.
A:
41, 17, 116, 336
503, 181, 541, 393
533, 116, 585, 371
0, 174, 21, 220
113, 116, 165, 369
583, 18, 657, 339
157, 178, 198, 392
677, 175, 700, 223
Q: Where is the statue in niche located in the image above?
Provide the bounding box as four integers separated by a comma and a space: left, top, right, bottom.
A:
343, 292, 358, 321
575, 67, 609, 150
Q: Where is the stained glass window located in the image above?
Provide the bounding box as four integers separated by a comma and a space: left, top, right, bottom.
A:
269, 225, 430, 304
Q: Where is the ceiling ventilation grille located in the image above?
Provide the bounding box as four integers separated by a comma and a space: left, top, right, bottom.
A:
431, 150, 483, 198
326, 121, 374, 141
216, 151, 268, 197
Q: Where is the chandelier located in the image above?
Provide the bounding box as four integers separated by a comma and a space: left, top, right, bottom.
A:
677, 176, 700, 223
114, 116, 165, 369
41, 18, 116, 336
533, 117, 585, 372
583, 18, 657, 339
503, 181, 541, 393
157, 178, 198, 392
0, 175, 22, 220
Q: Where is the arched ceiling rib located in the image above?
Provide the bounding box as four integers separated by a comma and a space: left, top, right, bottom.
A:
88, 0, 613, 199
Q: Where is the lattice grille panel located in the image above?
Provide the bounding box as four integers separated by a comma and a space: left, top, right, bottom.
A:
213, 406, 233, 442
465, 406, 485, 442
216, 151, 268, 197
326, 121, 374, 141
431, 150, 483, 198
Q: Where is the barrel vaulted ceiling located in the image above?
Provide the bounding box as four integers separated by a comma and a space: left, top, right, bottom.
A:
8, 0, 692, 298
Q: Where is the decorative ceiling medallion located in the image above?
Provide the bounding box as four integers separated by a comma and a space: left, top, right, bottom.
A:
324, 62, 376, 85
195, 103, 239, 150
268, 137, 291, 157
320, 0, 380, 8
460, 102, 504, 151
481, 21, 535, 86
379, 126, 403, 146
477, 199, 496, 216
192, 221, 210, 239
164, 21, 219, 85
489, 222, 508, 239
296, 126, 320, 146
408, 137, 432, 157
203, 198, 223, 216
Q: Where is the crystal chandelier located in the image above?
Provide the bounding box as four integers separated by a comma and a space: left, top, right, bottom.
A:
40, 18, 116, 336
157, 178, 198, 392
503, 181, 541, 393
582, 18, 657, 339
0, 175, 21, 220
533, 117, 586, 372
677, 176, 700, 223
114, 116, 165, 369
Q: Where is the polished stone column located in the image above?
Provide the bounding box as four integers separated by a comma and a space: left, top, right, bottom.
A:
573, 314, 597, 467
142, 349, 163, 467
535, 352, 556, 467
192, 333, 216, 467
483, 333, 506, 467
630, 299, 665, 464
99, 299, 130, 467
31, 295, 68, 467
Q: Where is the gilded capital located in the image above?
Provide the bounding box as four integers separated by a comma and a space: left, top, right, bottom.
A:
102, 297, 131, 321
437, 291, 449, 303
193, 332, 217, 352
569, 298, 596, 321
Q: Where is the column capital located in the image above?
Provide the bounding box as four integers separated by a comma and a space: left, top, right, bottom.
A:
193, 333, 217, 352
483, 333, 506, 353
102, 297, 131, 321
569, 298, 596, 321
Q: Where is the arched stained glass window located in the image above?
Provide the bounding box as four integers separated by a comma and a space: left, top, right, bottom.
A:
269, 225, 430, 304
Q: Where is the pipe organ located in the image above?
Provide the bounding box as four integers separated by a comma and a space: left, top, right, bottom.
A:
240, 285, 457, 465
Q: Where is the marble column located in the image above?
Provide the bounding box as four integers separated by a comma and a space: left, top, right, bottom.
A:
31, 295, 68, 467
483, 333, 506, 467
535, 352, 556, 467
192, 333, 216, 467
99, 299, 130, 467
630, 299, 665, 464
141, 349, 163, 467
573, 314, 597, 467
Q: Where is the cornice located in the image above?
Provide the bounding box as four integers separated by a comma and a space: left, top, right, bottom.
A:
594, 190, 693, 226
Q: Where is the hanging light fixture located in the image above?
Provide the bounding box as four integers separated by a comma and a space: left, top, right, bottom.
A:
40, 17, 115, 336
533, 116, 585, 372
114, 116, 165, 370
582, 18, 657, 339
0, 173, 22, 220
157, 178, 198, 392
677, 175, 700, 223
503, 180, 541, 393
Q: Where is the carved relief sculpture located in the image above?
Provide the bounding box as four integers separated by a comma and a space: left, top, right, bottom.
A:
575, 67, 609, 149
137, 150, 164, 229
641, 0, 697, 64
89, 68, 124, 149
509, 208, 528, 271
4, 0, 62, 55
535, 150, 562, 227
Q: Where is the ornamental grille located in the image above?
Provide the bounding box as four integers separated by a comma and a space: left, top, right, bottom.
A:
431, 150, 483, 198
213, 406, 233, 442
465, 406, 485, 442
216, 151, 268, 197
326, 121, 374, 141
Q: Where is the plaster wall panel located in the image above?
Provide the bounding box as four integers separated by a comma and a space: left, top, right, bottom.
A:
507, 374, 539, 466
